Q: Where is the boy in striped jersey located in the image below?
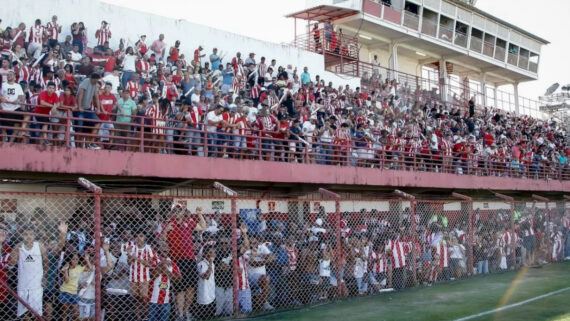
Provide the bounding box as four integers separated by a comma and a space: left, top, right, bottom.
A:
148, 241, 180, 321
128, 230, 156, 321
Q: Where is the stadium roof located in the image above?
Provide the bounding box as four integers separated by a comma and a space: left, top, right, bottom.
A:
286, 1, 549, 45
445, 0, 549, 44
285, 5, 358, 22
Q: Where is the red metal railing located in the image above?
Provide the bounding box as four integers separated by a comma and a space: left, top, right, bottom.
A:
0, 106, 567, 181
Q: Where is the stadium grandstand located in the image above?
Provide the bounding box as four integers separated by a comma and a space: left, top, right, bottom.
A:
0, 0, 568, 320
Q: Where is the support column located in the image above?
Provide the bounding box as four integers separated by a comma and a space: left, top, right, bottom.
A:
439, 59, 448, 102
513, 82, 520, 115
493, 85, 498, 108
389, 42, 399, 82
481, 73, 488, 107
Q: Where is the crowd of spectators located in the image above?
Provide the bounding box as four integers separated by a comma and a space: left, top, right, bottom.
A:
0, 200, 568, 321
0, 16, 568, 178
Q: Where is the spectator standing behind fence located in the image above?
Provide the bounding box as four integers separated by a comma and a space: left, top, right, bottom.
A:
76, 73, 102, 149
161, 204, 207, 321
8, 225, 48, 320
148, 241, 180, 321
59, 251, 85, 321
196, 245, 216, 320
128, 230, 156, 321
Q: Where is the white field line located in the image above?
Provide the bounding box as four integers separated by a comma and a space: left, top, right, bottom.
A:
454, 286, 570, 321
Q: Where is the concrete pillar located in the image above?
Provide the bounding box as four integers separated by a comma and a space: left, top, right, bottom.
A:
513, 82, 520, 115
481, 73, 487, 107
439, 59, 448, 102
389, 42, 399, 82
493, 85, 498, 109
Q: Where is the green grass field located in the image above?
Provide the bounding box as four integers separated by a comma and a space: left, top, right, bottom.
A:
249, 262, 570, 321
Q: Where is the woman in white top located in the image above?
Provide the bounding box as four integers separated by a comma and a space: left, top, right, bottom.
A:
121, 46, 138, 89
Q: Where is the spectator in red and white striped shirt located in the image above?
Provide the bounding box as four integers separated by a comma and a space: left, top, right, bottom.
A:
45, 15, 62, 48
386, 234, 406, 290
95, 21, 111, 50
368, 241, 387, 292
28, 19, 45, 61
128, 230, 156, 321
148, 242, 180, 321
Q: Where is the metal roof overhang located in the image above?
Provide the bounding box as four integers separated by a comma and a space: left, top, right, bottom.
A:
286, 5, 359, 22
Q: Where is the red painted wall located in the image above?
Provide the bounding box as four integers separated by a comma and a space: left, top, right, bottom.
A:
0, 143, 569, 192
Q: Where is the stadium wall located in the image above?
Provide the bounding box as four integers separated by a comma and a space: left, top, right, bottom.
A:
4, 0, 360, 88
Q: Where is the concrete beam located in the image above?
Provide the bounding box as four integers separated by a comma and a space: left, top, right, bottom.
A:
0, 144, 568, 193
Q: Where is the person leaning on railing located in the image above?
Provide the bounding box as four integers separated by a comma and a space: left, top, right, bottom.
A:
0, 70, 25, 142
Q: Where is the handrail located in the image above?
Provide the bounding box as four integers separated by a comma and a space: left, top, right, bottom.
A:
0, 107, 566, 181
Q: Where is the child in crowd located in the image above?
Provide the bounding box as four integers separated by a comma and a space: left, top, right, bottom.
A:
59, 251, 85, 321
148, 241, 180, 321
196, 245, 216, 320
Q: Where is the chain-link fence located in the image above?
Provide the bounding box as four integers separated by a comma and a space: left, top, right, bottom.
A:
0, 190, 567, 321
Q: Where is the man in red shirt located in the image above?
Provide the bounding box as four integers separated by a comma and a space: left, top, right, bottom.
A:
193, 46, 205, 68
161, 203, 207, 321
98, 83, 118, 148
170, 40, 181, 63
35, 82, 59, 145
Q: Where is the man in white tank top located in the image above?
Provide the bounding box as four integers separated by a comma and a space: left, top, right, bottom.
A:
8, 226, 48, 319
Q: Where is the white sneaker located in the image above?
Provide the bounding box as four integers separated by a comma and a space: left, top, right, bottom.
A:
263, 302, 275, 310
88, 143, 101, 150
223, 154, 229, 158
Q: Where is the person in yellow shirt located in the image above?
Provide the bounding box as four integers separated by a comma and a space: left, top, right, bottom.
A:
59, 251, 87, 321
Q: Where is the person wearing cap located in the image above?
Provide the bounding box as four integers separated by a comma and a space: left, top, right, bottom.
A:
161, 204, 207, 321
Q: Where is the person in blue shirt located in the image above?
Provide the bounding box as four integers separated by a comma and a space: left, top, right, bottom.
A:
301, 67, 311, 85
222, 63, 234, 94
353, 123, 369, 167
267, 236, 291, 307
210, 48, 221, 70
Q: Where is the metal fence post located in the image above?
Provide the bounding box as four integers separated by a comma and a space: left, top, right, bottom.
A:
213, 182, 239, 313
394, 190, 416, 285
318, 188, 341, 297
452, 192, 473, 276
533, 194, 550, 263
77, 178, 103, 321
495, 193, 516, 269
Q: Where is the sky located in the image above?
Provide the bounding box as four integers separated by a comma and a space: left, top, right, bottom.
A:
101, 0, 569, 100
